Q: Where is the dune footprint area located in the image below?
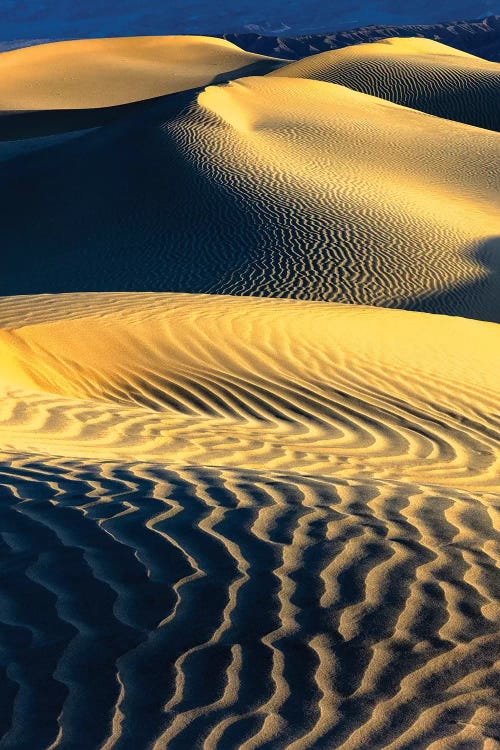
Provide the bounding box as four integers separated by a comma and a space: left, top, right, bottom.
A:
0, 32, 499, 750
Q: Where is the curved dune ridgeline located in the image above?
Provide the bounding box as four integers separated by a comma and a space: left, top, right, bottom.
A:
269, 38, 500, 131
0, 36, 286, 109
0, 33, 499, 750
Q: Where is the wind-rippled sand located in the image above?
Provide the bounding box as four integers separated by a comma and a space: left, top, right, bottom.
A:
269, 38, 500, 131
0, 293, 499, 748
0, 35, 499, 749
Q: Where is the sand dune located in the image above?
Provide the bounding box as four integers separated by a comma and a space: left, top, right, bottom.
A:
0, 455, 498, 749
0, 36, 285, 109
0, 291, 498, 747
2, 75, 499, 321
1, 32, 499, 750
269, 38, 500, 131
0, 292, 498, 492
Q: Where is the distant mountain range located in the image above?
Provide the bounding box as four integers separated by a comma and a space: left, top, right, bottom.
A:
222, 15, 500, 62
1, 16, 499, 62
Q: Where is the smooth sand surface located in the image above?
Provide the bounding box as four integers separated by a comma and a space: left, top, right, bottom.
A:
0, 292, 498, 748
269, 37, 500, 130
1, 35, 499, 750
0, 35, 285, 109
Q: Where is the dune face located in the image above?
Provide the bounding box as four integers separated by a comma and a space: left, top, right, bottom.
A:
269, 38, 500, 131
1, 70, 500, 321
1, 32, 499, 750
0, 293, 499, 491
0, 36, 285, 109
0, 293, 499, 748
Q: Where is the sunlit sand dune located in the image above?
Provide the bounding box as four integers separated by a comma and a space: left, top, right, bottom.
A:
0, 292, 499, 748
0, 292, 498, 491
2, 76, 499, 320
269, 38, 500, 131
0, 36, 285, 109
170, 76, 500, 318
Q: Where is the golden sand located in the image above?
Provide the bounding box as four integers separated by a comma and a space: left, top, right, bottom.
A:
269, 37, 500, 130
0, 36, 499, 749
0, 292, 498, 491
0, 35, 284, 109
178, 76, 499, 318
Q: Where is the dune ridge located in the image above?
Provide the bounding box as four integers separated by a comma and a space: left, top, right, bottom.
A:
269, 38, 500, 131
1, 71, 499, 320
0, 36, 286, 110
188, 77, 500, 317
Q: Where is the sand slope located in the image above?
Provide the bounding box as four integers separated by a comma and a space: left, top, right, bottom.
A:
0, 292, 498, 748
1, 33, 499, 749
1, 76, 499, 321
269, 38, 500, 131
1, 456, 498, 749
0, 36, 285, 109
0, 292, 498, 492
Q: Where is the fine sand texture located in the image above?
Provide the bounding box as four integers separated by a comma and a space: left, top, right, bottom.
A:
269, 38, 500, 131
0, 36, 286, 109
1, 73, 499, 321
0, 292, 499, 748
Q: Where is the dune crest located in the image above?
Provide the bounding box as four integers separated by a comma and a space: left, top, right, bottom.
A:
269, 37, 500, 131
1, 58, 499, 321
193, 77, 500, 318
0, 35, 285, 109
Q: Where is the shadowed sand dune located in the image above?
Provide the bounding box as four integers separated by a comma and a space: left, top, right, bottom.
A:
0, 36, 286, 109
1, 72, 499, 321
269, 38, 500, 131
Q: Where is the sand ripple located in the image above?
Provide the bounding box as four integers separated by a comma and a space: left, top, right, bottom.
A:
1, 34, 499, 749
0, 455, 498, 748
2, 57, 499, 321
171, 76, 500, 320
0, 293, 498, 492
269, 38, 500, 131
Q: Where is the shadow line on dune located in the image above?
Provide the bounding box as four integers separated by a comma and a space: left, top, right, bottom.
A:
0, 57, 286, 141
406, 235, 500, 323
